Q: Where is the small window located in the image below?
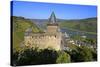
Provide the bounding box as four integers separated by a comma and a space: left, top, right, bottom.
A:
55, 35, 56, 38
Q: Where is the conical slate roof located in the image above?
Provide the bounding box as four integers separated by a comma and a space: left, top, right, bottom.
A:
49, 12, 56, 24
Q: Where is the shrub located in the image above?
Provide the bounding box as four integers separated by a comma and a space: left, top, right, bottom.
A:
56, 51, 70, 63
12, 48, 71, 66
69, 46, 95, 62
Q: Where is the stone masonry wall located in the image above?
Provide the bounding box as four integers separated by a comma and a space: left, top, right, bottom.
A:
24, 32, 62, 50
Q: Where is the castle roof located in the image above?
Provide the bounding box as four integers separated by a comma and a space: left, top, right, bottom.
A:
48, 12, 56, 24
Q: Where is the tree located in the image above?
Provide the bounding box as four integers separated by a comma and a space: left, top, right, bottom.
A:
56, 51, 70, 63
12, 48, 71, 66
68, 46, 95, 62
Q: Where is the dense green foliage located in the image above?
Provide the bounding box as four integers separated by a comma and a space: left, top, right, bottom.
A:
60, 17, 97, 34
12, 48, 70, 66
56, 51, 70, 63
12, 45, 97, 66
65, 45, 97, 62
12, 16, 42, 51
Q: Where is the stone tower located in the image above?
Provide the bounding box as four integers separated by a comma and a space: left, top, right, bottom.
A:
47, 12, 59, 33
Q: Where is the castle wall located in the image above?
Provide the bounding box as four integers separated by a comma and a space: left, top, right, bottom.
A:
24, 33, 62, 50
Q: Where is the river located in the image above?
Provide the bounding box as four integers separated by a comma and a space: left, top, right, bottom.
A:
61, 28, 97, 39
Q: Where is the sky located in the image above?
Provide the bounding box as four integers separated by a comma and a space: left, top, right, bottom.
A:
11, 1, 97, 19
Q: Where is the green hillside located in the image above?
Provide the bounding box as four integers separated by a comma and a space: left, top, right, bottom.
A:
60, 17, 97, 34
12, 16, 41, 51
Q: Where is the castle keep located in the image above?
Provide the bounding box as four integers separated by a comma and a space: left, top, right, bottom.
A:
24, 12, 62, 50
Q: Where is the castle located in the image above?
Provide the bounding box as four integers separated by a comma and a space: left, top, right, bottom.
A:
24, 12, 63, 50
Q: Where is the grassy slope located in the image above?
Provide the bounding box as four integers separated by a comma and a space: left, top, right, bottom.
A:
12, 16, 41, 51
59, 18, 97, 34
